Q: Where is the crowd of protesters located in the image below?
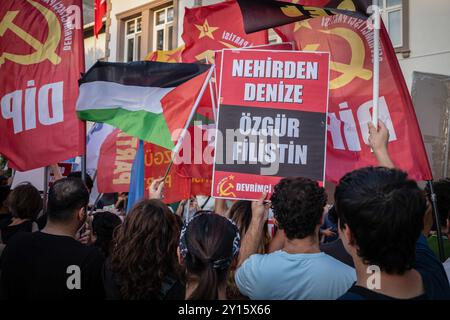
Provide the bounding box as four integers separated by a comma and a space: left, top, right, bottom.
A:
0, 121, 450, 300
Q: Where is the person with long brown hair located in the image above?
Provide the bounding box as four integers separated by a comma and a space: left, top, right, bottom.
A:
102, 178, 184, 300
179, 212, 240, 300
226, 200, 270, 299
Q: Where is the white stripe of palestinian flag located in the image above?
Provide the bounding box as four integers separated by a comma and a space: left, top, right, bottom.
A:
76, 61, 211, 150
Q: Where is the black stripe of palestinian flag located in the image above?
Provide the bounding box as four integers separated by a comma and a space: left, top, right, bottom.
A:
76, 61, 211, 150
237, 0, 370, 34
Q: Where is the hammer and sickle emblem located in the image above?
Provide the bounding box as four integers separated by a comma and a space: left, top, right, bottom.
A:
0, 0, 61, 67
218, 176, 236, 198
303, 27, 372, 90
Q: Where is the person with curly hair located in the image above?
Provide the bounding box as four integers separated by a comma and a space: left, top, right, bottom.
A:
235, 183, 356, 300
103, 192, 184, 299
104, 199, 184, 300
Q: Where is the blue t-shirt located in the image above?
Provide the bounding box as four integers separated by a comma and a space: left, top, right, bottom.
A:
339, 235, 450, 300
235, 251, 356, 300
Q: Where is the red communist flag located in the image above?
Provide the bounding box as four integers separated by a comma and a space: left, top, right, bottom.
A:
144, 143, 191, 204
181, 0, 268, 64
0, 0, 85, 171
94, 0, 106, 38
275, 16, 432, 182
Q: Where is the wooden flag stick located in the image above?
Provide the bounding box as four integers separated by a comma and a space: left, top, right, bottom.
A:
372, 0, 381, 128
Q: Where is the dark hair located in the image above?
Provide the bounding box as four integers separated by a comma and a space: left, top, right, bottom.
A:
229, 200, 270, 248
184, 213, 238, 300
0, 176, 8, 186
67, 172, 94, 191
92, 211, 122, 257
47, 178, 89, 222
229, 201, 252, 235
270, 177, 327, 240
335, 167, 426, 275
0, 185, 11, 207
110, 199, 182, 300
6, 183, 42, 220
227, 201, 269, 299
425, 178, 450, 227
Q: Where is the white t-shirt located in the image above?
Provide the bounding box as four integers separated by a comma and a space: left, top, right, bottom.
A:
235, 251, 356, 300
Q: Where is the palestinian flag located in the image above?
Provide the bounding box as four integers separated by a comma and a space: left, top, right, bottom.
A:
76, 61, 212, 150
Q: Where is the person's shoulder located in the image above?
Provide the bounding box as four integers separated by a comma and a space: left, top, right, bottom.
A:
82, 244, 106, 263
4, 230, 35, 246
247, 251, 287, 267
337, 291, 367, 300
321, 252, 354, 269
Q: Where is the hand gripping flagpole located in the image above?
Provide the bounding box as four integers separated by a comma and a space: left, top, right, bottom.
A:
163, 65, 215, 180
372, 0, 381, 128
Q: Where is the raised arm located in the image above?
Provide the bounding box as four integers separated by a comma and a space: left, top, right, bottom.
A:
237, 193, 269, 268
368, 120, 395, 169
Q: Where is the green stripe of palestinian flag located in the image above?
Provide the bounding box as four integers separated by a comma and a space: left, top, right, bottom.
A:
78, 108, 174, 149
76, 61, 211, 150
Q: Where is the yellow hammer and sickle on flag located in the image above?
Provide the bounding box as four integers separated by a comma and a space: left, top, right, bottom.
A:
219, 176, 236, 198
195, 41, 237, 63
303, 27, 372, 90
281, 5, 304, 18
0, 0, 61, 67
281, 0, 356, 18
337, 0, 357, 11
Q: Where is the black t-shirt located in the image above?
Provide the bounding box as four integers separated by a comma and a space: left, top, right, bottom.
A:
343, 284, 427, 300
0, 219, 33, 244
320, 238, 355, 268
339, 235, 450, 300
0, 232, 105, 300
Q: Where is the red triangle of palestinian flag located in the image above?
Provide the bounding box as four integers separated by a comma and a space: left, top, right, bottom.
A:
76, 61, 212, 150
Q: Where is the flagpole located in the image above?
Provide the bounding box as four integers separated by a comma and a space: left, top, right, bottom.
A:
372, 0, 381, 128
42, 166, 49, 215
163, 66, 215, 180
209, 79, 217, 122
428, 181, 446, 262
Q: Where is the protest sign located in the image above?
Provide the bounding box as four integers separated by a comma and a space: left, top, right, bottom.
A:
212, 49, 330, 200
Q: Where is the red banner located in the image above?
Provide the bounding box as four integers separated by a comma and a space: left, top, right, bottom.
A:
144, 143, 190, 204
97, 129, 138, 193
181, 0, 268, 64
0, 0, 85, 171
275, 16, 433, 182
94, 0, 106, 38
144, 142, 212, 204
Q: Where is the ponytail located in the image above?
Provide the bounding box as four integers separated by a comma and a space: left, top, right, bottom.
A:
188, 263, 220, 300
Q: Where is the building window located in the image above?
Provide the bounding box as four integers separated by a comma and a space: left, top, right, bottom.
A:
381, 0, 403, 48
124, 16, 142, 61
153, 6, 174, 51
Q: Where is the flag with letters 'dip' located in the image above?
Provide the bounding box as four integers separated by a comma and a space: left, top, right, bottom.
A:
275, 17, 432, 182
237, 0, 370, 34
76, 61, 212, 150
